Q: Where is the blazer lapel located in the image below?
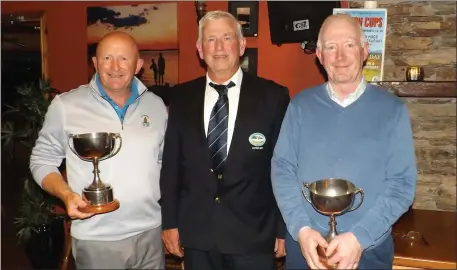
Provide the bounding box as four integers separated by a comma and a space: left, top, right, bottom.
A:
191, 78, 213, 168
225, 73, 258, 171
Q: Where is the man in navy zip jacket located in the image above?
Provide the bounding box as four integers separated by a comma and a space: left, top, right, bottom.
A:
271, 14, 417, 269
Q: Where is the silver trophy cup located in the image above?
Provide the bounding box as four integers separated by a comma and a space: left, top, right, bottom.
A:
302, 178, 364, 243
302, 178, 364, 268
68, 132, 122, 214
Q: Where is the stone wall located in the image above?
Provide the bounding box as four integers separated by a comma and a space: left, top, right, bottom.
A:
350, 1, 456, 212
406, 97, 456, 211
349, 1, 456, 81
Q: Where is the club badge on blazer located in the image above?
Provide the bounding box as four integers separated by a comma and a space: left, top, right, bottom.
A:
249, 133, 266, 150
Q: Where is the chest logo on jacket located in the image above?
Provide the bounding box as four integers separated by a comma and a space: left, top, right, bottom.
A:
141, 115, 150, 127
249, 133, 266, 150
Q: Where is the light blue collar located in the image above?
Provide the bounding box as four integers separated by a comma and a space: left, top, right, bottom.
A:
95, 73, 139, 121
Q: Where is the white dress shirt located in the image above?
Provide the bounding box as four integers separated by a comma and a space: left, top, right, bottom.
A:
204, 68, 243, 155
326, 78, 367, 107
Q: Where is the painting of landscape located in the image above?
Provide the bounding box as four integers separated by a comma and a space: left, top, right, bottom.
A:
86, 3, 178, 87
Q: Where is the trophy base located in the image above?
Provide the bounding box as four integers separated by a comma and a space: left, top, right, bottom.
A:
317, 246, 338, 269
79, 199, 120, 214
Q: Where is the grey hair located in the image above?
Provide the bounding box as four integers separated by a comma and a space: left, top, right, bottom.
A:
316, 13, 367, 49
197, 10, 244, 45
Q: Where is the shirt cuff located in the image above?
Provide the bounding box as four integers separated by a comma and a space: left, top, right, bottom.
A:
290, 220, 311, 241
350, 224, 374, 250
31, 165, 61, 187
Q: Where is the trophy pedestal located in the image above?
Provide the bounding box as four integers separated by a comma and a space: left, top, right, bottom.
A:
80, 185, 120, 214
317, 246, 338, 269
318, 215, 339, 268
79, 199, 120, 214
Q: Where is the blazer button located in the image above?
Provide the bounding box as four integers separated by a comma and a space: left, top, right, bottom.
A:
210, 169, 213, 172
215, 197, 221, 203
217, 174, 223, 180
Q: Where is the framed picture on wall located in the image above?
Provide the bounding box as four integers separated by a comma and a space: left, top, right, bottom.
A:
229, 1, 259, 37
240, 48, 257, 75
86, 3, 179, 87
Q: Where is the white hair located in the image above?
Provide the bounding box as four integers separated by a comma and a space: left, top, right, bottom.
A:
197, 10, 244, 45
316, 13, 367, 49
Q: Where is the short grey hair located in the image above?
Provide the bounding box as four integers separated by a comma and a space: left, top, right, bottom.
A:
197, 10, 244, 45
316, 13, 367, 49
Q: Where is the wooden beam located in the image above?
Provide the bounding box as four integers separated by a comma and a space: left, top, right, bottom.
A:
371, 82, 457, 98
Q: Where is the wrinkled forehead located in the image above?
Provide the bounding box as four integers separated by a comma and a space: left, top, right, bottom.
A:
321, 18, 360, 43
203, 18, 237, 35
96, 39, 139, 57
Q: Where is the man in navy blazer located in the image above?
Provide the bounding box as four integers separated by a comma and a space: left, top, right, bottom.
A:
160, 10, 290, 270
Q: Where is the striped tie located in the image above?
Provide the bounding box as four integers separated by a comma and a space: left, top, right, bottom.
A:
208, 81, 235, 174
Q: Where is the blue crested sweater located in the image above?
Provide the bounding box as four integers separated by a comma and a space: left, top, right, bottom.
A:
271, 83, 417, 250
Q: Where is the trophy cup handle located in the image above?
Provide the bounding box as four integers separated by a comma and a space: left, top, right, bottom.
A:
347, 188, 364, 212
301, 183, 313, 204
101, 133, 122, 161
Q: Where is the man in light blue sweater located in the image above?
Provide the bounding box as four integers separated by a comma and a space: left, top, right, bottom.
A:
271, 14, 417, 269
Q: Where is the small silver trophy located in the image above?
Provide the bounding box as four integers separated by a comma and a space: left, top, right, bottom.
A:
68, 132, 122, 214
302, 178, 364, 268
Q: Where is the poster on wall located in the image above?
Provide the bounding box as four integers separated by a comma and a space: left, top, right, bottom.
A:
86, 3, 179, 88
333, 8, 387, 82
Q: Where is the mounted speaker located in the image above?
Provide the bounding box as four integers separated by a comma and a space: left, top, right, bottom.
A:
267, 1, 341, 46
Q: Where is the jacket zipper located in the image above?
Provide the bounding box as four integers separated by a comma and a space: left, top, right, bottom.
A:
89, 85, 147, 130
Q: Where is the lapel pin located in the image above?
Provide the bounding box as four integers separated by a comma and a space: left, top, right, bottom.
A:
249, 133, 266, 149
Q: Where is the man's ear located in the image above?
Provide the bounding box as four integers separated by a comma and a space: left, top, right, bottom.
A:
196, 41, 204, 60
92, 57, 98, 72
239, 38, 247, 56
316, 48, 324, 65
362, 41, 369, 62
135, 58, 144, 74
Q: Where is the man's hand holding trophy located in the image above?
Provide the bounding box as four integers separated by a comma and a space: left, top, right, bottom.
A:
67, 132, 122, 218
301, 178, 364, 269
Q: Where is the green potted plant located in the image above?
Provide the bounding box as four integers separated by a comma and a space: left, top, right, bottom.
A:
1, 79, 66, 268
